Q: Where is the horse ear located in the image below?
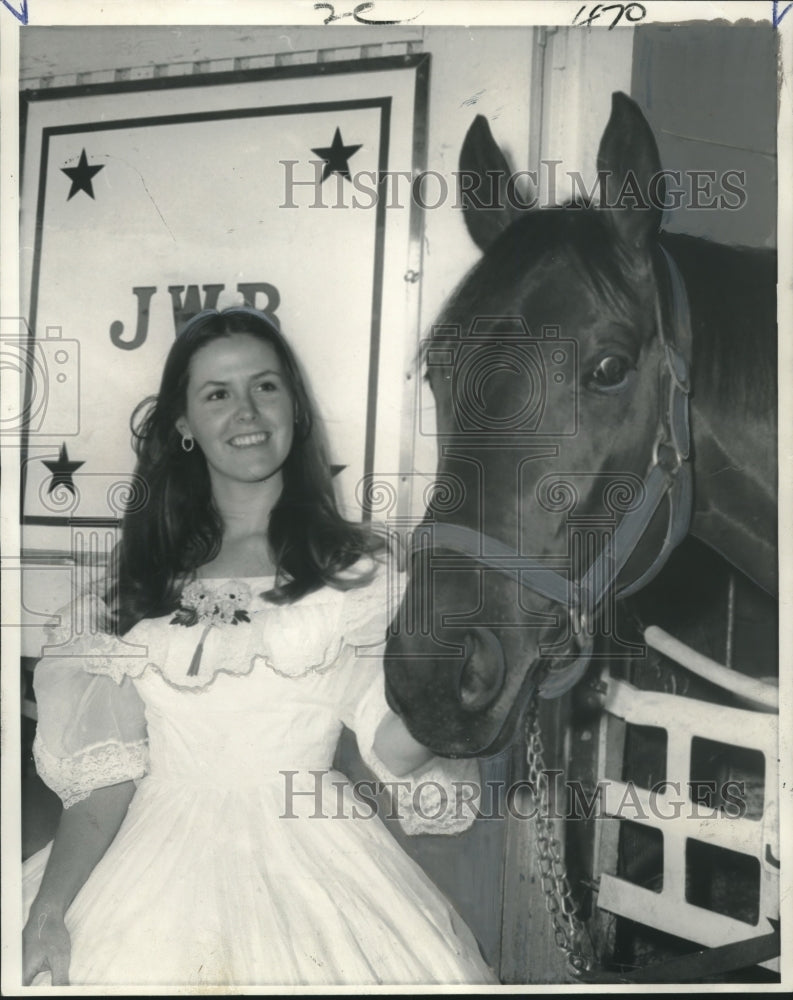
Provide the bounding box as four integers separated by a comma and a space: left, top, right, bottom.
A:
458, 115, 523, 252
597, 92, 663, 255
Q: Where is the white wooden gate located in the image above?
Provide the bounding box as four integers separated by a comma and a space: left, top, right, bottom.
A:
593, 632, 779, 972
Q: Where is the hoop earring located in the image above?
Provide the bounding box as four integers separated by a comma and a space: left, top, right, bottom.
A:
181, 435, 195, 453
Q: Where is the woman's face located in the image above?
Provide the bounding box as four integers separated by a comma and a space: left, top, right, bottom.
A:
176, 333, 295, 492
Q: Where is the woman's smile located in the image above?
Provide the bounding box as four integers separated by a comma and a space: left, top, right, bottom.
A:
176, 333, 295, 490
228, 431, 272, 448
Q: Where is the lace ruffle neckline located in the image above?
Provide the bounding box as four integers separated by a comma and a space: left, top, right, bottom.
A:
48, 566, 395, 692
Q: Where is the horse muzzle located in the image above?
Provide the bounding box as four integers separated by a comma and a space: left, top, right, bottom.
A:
457, 626, 507, 711
383, 623, 511, 756
383, 617, 592, 757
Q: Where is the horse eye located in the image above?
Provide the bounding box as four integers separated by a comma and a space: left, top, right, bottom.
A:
423, 368, 452, 384
586, 355, 631, 390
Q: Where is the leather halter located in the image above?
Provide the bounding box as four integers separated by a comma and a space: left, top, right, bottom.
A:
414, 246, 693, 699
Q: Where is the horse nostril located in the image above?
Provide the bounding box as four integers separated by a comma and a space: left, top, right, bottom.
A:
458, 628, 506, 712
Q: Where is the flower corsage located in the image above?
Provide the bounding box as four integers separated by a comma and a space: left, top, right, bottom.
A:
170, 580, 252, 676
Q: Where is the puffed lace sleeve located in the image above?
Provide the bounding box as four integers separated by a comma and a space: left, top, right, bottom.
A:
32, 595, 149, 809
338, 561, 481, 836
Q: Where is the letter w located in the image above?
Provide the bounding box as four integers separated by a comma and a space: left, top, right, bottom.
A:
168, 284, 224, 332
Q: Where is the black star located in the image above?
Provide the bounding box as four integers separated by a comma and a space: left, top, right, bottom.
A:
42, 444, 84, 496
331, 465, 347, 477
311, 128, 362, 182
61, 149, 104, 200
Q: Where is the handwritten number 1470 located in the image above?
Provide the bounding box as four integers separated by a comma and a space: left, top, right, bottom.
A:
573, 3, 646, 28
314, 2, 418, 26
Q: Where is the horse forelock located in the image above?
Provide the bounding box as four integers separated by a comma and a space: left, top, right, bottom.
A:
423, 207, 648, 361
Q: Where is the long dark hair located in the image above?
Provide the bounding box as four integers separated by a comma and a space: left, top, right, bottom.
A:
111, 307, 384, 634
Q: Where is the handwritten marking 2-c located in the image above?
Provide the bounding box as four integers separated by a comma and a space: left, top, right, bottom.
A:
314, 1, 422, 26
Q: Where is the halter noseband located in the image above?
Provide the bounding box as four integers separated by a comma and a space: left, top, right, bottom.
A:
414, 246, 693, 700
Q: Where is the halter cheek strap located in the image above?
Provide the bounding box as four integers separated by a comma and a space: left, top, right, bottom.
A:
616, 246, 692, 598
413, 246, 693, 699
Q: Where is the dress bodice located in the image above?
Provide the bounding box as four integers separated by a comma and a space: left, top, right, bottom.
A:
131, 604, 370, 787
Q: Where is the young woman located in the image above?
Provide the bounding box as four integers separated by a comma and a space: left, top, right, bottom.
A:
21, 307, 495, 987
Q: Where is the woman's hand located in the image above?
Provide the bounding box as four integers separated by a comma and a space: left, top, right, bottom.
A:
374, 710, 434, 777
22, 903, 71, 986
20, 781, 137, 987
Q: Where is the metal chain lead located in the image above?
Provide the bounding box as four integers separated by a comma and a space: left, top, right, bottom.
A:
525, 689, 593, 978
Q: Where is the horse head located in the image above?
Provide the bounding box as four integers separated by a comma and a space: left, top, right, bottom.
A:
383, 92, 776, 758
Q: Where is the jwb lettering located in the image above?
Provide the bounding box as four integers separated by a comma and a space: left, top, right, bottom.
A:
109, 282, 281, 350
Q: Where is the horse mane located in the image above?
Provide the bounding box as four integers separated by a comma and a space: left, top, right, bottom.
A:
659, 232, 777, 421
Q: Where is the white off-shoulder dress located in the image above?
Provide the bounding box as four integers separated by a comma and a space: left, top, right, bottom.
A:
23, 563, 495, 987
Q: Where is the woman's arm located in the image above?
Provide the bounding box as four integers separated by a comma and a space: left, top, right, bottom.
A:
373, 709, 434, 777
23, 780, 136, 985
